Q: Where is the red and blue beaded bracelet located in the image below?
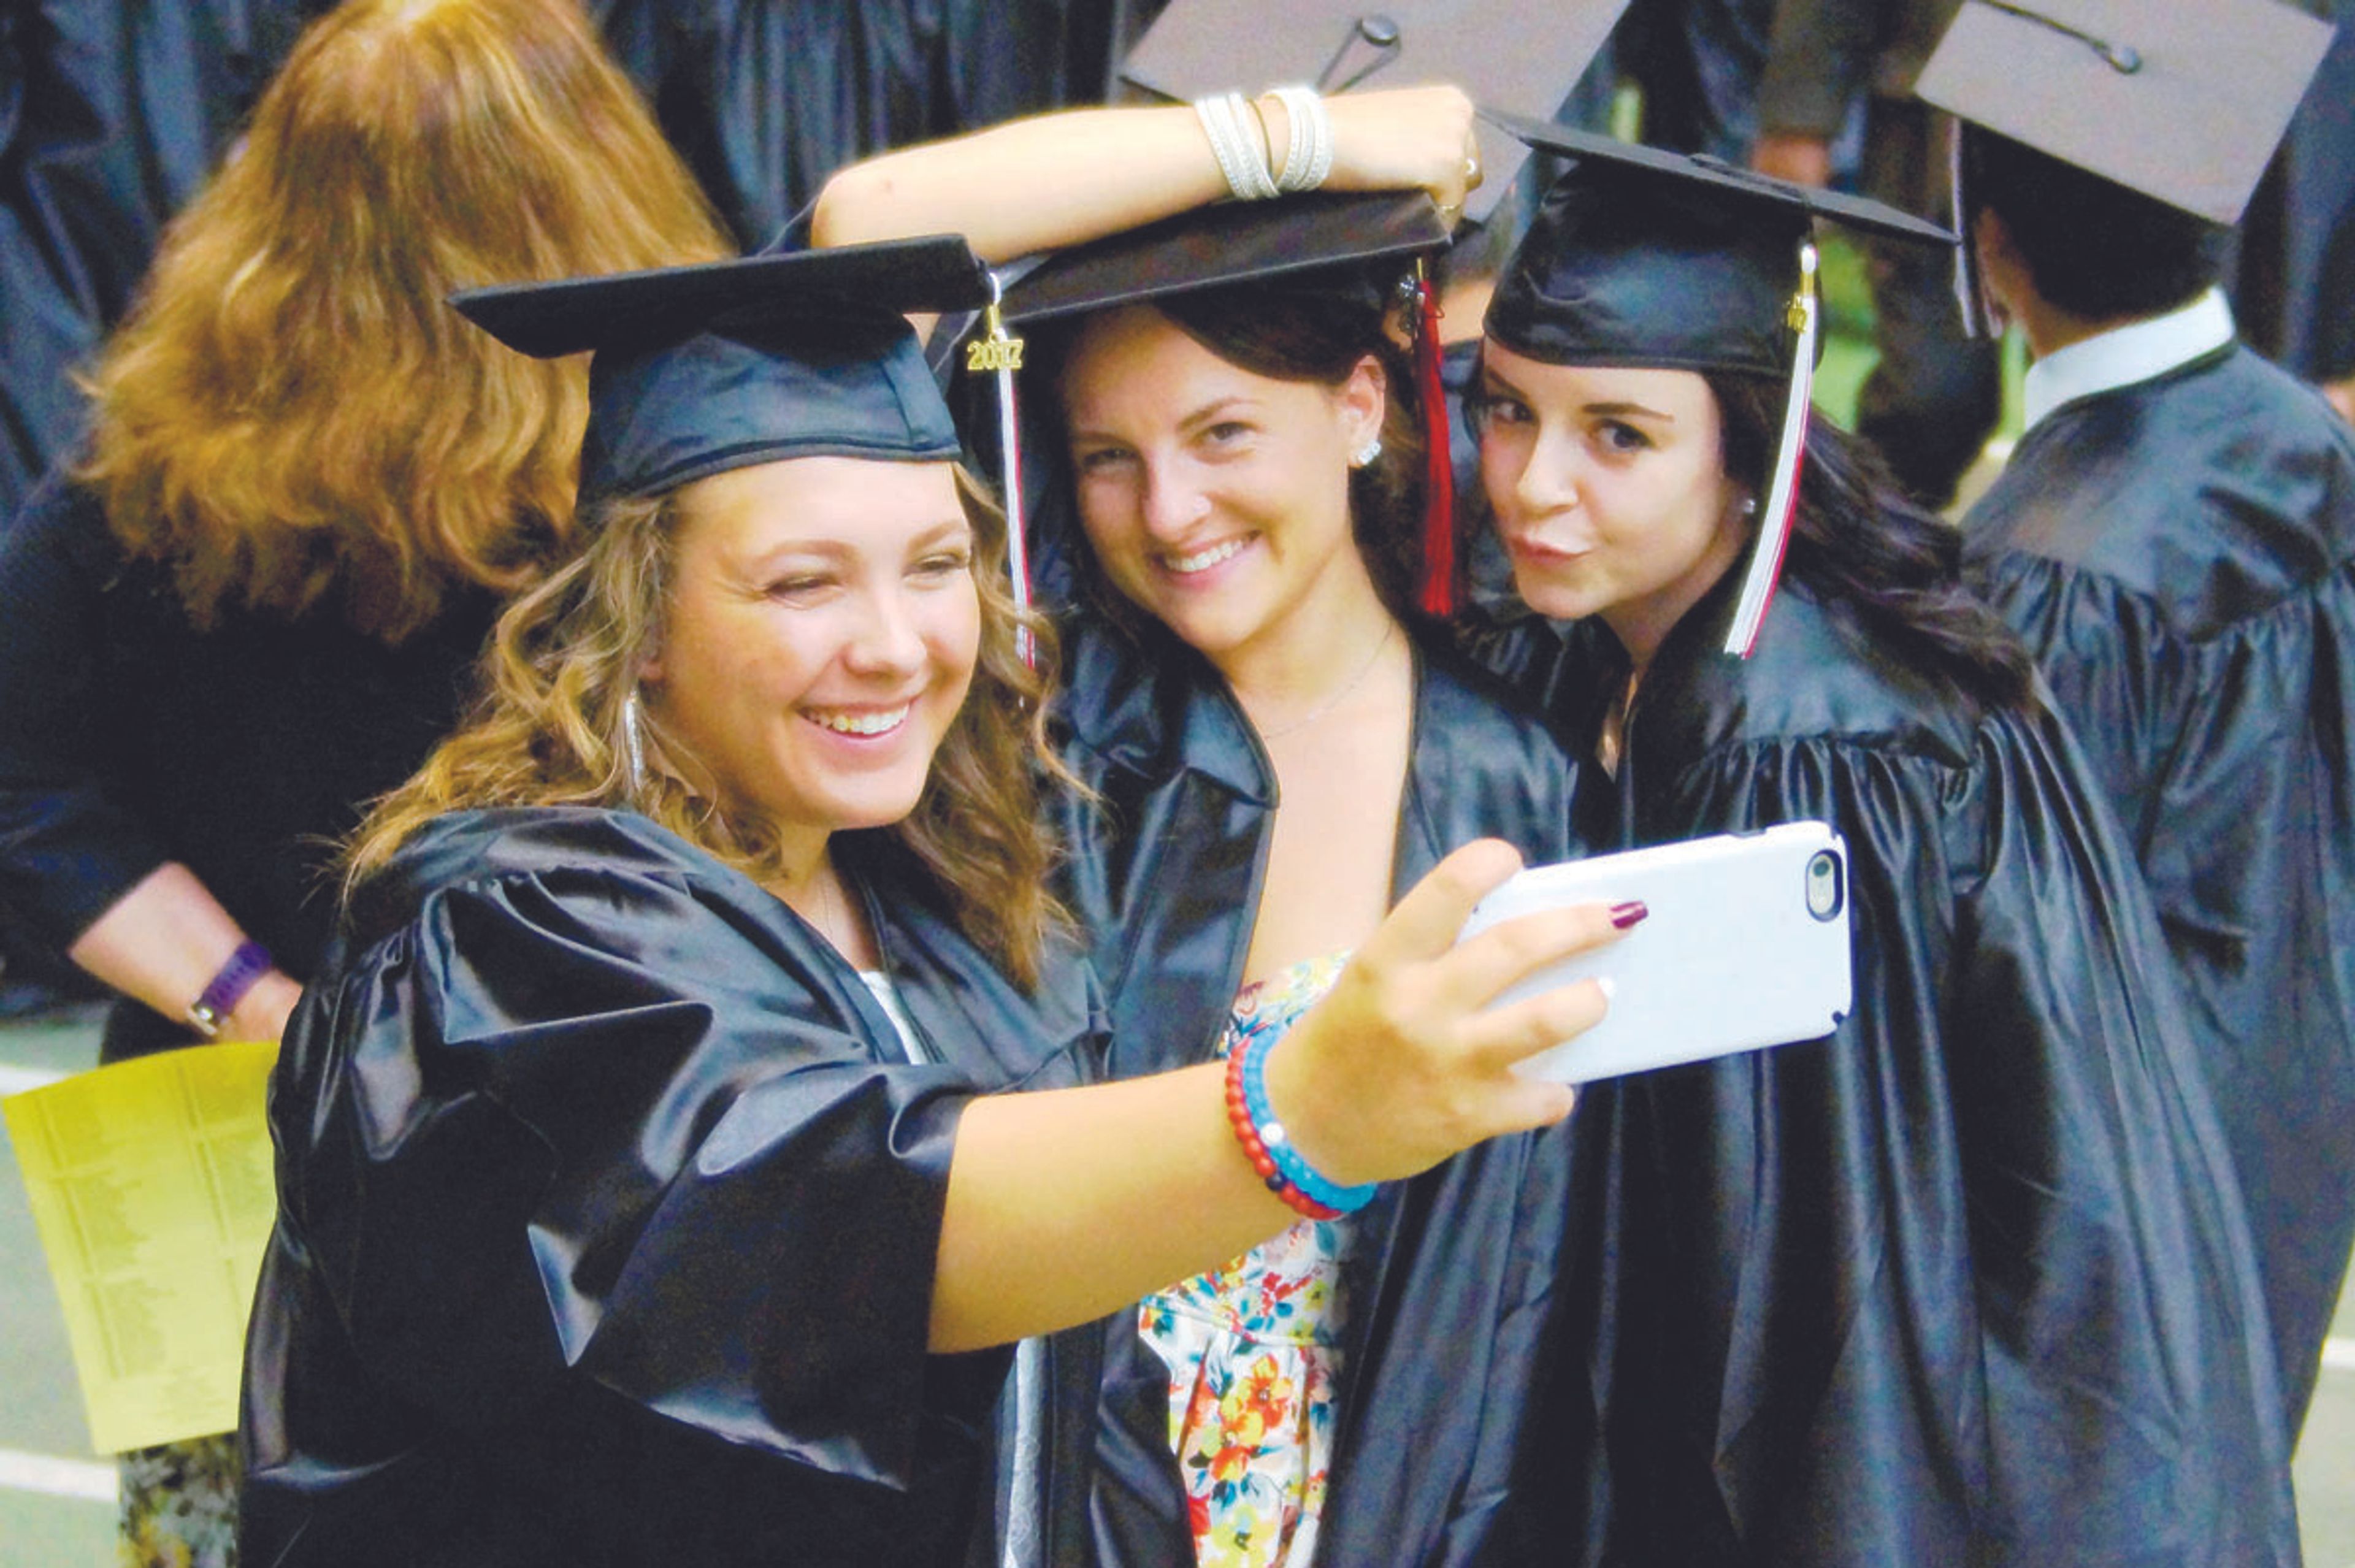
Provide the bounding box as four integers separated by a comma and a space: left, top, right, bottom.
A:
1222, 1030, 1378, 1221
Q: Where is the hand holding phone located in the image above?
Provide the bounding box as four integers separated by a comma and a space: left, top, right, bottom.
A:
1457, 822, 1853, 1083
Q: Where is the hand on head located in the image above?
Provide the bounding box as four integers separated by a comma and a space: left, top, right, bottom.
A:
1263, 838, 1620, 1186
1321, 85, 1481, 220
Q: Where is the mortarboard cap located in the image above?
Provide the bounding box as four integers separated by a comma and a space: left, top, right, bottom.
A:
1119, 0, 1630, 222
1913, 0, 2335, 225
450, 239, 992, 505
999, 189, 1449, 324
1482, 112, 1952, 378
1480, 111, 1958, 656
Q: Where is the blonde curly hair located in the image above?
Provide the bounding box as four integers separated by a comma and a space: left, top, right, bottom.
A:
349, 469, 1076, 989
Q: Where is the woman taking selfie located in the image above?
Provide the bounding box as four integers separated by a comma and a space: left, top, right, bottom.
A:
0, 1, 731, 1556
816, 88, 1593, 1566
236, 243, 1622, 1568
1463, 123, 2297, 1565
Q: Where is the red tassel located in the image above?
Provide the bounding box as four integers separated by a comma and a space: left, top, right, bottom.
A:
1412, 270, 1458, 618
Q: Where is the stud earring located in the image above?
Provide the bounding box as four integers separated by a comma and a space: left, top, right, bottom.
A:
1350, 436, 1384, 468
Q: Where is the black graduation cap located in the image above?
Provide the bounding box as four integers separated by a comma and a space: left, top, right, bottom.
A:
450, 239, 992, 504
1482, 112, 1952, 378
998, 189, 1449, 325
1479, 110, 1959, 656
1118, 0, 1630, 222
1913, 0, 2335, 226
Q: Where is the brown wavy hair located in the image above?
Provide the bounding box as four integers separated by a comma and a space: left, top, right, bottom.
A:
348, 468, 1075, 988
76, 0, 732, 644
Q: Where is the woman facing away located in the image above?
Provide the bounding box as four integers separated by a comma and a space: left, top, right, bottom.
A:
814, 86, 1602, 1567
236, 242, 1626, 1568
1462, 124, 2299, 1564
0, 0, 730, 1556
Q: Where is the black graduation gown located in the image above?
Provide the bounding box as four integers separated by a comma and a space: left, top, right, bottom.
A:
1050, 611, 1583, 1568
0, 0, 328, 511
239, 807, 1106, 1568
1962, 343, 2355, 1434
1474, 575, 2299, 1566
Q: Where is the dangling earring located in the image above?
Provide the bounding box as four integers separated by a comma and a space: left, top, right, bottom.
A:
1350, 435, 1384, 468
620, 689, 648, 795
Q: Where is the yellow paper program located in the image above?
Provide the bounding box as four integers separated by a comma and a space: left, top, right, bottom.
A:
4, 1041, 278, 1455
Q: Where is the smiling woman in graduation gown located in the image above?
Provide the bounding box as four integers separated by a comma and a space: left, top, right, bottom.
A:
236, 245, 1109, 1568
1002, 197, 1581, 1566
1463, 126, 2298, 1566
1053, 609, 1577, 1567
242, 810, 1101, 1566
238, 241, 1625, 1568
811, 93, 1588, 1566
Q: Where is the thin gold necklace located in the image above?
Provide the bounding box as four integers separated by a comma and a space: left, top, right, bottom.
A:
1250, 619, 1398, 743
793, 860, 860, 962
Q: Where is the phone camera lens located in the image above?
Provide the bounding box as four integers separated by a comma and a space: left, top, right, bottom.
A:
1804, 851, 1844, 920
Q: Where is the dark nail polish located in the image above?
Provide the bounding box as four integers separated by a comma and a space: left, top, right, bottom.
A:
1609, 900, 1649, 929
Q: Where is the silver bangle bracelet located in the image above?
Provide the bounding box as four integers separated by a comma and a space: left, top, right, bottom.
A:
1268, 85, 1331, 193
1194, 91, 1278, 201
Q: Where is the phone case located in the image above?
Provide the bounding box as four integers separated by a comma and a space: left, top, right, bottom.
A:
1458, 822, 1853, 1083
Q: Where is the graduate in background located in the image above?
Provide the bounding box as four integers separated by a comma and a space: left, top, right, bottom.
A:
1747, 0, 2002, 512
1461, 119, 2298, 1563
1920, 0, 2355, 1440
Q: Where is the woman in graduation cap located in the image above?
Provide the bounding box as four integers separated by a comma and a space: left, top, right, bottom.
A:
0, 0, 733, 1558
1459, 119, 2299, 1564
236, 241, 1624, 1568
813, 87, 1600, 1567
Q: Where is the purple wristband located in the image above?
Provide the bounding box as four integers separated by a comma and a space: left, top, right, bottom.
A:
188, 941, 272, 1039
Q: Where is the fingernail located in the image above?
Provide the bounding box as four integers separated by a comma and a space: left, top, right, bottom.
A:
1609, 900, 1649, 929
1596, 975, 1617, 1001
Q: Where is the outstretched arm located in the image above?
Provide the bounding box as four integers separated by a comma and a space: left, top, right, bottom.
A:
929, 838, 1611, 1351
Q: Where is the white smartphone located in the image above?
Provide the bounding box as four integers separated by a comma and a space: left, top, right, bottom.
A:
1458, 822, 1853, 1084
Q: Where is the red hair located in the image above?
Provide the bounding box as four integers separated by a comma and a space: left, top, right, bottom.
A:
78, 0, 732, 643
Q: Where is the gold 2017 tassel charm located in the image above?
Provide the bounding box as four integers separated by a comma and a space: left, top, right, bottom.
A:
966, 281, 1034, 667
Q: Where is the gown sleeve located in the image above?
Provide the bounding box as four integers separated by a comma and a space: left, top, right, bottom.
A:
1611, 709, 2295, 1562
1970, 538, 2355, 1429
1966, 559, 2191, 877
1970, 547, 2329, 982
271, 852, 983, 1491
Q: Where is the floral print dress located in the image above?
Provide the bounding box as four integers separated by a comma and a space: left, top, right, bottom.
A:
1139, 952, 1357, 1568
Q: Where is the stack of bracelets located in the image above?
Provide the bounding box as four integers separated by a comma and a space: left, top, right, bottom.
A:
1191, 86, 1336, 204
1223, 1031, 1379, 1220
